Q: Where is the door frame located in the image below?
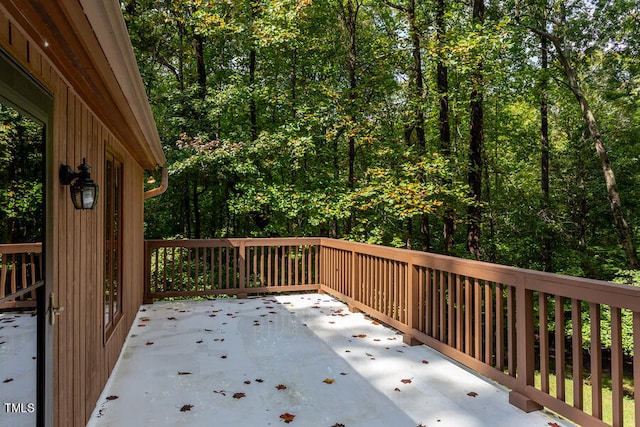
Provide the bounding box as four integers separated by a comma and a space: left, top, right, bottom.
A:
0, 48, 54, 427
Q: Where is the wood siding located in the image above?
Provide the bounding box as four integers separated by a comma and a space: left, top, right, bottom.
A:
0, 6, 146, 427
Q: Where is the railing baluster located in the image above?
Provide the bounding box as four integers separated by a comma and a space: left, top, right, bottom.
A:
571, 299, 583, 410
555, 295, 565, 401
590, 302, 603, 420
539, 292, 549, 393
611, 307, 623, 427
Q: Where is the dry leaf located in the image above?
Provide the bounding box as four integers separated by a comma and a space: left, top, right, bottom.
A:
213, 390, 226, 396
401, 379, 412, 384
332, 424, 345, 427
280, 413, 295, 423
548, 423, 562, 427
467, 391, 478, 397
167, 317, 177, 320
140, 317, 150, 322
180, 404, 193, 412
146, 342, 154, 346
233, 392, 246, 399
394, 387, 401, 392
421, 360, 429, 364
276, 384, 287, 390
3, 378, 13, 383
221, 355, 227, 359
178, 371, 192, 375
196, 340, 203, 343
106, 395, 118, 401
256, 378, 264, 383
323, 378, 335, 384
244, 380, 251, 384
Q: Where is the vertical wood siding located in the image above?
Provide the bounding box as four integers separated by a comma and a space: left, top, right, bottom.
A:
0, 8, 146, 427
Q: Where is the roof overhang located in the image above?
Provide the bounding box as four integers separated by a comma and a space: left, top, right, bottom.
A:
1, 0, 166, 170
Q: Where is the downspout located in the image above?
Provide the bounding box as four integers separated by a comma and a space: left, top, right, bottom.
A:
144, 167, 168, 199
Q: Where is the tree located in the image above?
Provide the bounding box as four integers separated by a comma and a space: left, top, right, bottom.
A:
519, 1, 639, 269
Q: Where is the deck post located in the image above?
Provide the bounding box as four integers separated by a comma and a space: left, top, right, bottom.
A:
143, 240, 153, 304
238, 241, 247, 299
348, 248, 361, 313
403, 258, 421, 346
509, 274, 542, 412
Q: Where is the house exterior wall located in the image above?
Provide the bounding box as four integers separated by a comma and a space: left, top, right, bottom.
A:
0, 6, 146, 426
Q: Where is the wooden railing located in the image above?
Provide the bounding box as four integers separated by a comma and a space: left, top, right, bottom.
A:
145, 238, 640, 427
0, 243, 42, 309
144, 238, 322, 301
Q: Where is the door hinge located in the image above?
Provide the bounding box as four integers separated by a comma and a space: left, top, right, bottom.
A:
49, 292, 64, 325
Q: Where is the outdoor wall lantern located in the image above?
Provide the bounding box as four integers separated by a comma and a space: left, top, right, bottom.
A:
59, 158, 99, 210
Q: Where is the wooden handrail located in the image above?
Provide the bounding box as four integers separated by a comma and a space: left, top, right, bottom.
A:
0, 242, 42, 308
144, 238, 639, 426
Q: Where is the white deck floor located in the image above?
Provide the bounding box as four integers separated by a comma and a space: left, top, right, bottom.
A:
87, 294, 572, 427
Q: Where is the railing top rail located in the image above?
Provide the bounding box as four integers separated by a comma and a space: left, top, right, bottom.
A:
0, 243, 42, 254
145, 238, 322, 248
318, 238, 640, 311
144, 237, 640, 310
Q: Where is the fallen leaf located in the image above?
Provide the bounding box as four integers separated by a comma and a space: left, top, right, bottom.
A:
3, 378, 13, 383
467, 391, 478, 397
421, 360, 429, 364
332, 424, 345, 427
244, 380, 251, 384
213, 390, 226, 396
196, 340, 203, 343
106, 395, 119, 401
140, 317, 150, 322
255, 378, 264, 383
280, 413, 295, 423
365, 352, 373, 357
167, 317, 177, 320
180, 404, 193, 412
401, 379, 412, 384
178, 371, 192, 375
137, 324, 146, 327
323, 378, 335, 384
233, 392, 246, 399
340, 372, 348, 376
276, 384, 287, 390
146, 341, 154, 346
372, 321, 380, 325
394, 387, 401, 392
548, 423, 561, 427
353, 334, 367, 338
221, 355, 227, 359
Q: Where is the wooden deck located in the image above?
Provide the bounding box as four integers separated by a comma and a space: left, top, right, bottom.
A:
87, 294, 572, 427
144, 238, 640, 427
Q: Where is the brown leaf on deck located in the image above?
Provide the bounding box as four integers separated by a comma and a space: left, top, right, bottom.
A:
180, 404, 193, 412
280, 413, 295, 423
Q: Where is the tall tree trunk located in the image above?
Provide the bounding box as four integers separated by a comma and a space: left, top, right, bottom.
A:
540, 30, 551, 271
467, 0, 484, 260
436, 0, 455, 255
528, 26, 640, 269
338, 0, 361, 235
193, 33, 206, 99
385, 0, 430, 251
249, 47, 258, 142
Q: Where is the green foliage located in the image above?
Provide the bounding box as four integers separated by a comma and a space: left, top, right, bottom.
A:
125, 0, 640, 279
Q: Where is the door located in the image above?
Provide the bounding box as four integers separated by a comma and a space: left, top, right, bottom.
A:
0, 49, 54, 427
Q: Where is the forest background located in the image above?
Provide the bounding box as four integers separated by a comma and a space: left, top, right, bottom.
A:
121, 0, 640, 284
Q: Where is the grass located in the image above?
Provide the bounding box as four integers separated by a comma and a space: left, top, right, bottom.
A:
534, 370, 635, 425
